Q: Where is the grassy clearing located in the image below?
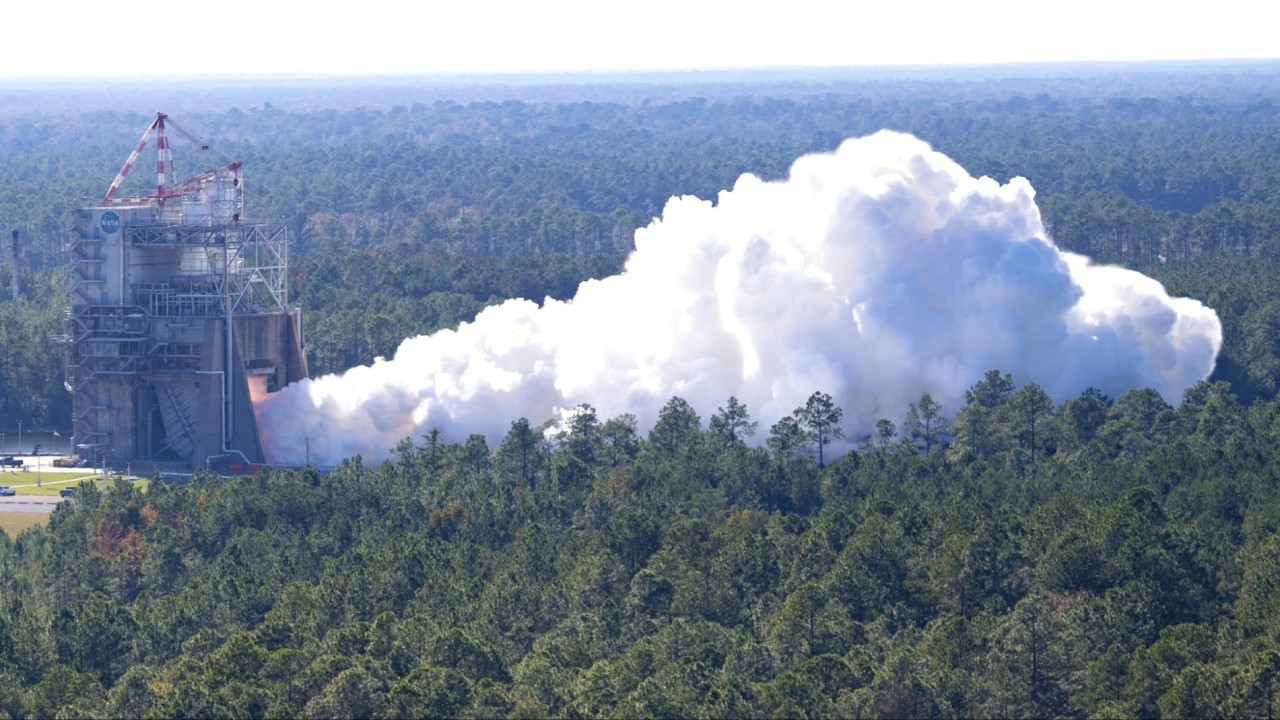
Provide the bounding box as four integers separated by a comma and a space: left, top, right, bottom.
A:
0, 511, 46, 537
0, 472, 148, 496
0, 472, 97, 495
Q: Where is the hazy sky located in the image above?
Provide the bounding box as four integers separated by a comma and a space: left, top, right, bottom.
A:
3, 0, 1274, 79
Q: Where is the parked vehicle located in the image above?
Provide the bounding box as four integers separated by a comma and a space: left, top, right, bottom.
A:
0, 456, 21, 467
0, 486, 14, 496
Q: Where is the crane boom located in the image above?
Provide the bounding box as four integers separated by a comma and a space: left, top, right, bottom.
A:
176, 161, 243, 194
102, 114, 162, 203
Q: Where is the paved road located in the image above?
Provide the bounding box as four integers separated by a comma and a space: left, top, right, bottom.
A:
0, 496, 65, 512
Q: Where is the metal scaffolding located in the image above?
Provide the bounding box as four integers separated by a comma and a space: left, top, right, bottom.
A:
56, 112, 303, 468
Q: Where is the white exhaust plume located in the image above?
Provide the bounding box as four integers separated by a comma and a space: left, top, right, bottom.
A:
254, 131, 1222, 467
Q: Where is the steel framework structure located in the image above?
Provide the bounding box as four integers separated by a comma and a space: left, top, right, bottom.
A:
58, 112, 297, 467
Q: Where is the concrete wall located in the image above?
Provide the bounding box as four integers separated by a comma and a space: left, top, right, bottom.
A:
186, 313, 309, 467
234, 313, 309, 390
193, 318, 268, 466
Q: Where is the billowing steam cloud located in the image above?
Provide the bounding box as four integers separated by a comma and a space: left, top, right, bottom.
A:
254, 131, 1222, 466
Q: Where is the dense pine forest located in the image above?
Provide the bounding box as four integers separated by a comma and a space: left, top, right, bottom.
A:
3, 62, 1280, 717
6, 382, 1280, 717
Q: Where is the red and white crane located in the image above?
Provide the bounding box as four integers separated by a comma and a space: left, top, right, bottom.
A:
102, 112, 240, 207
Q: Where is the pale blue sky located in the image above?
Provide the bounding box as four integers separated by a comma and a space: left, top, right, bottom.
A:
3, 0, 1274, 79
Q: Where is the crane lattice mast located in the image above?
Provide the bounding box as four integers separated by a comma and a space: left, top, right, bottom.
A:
102, 112, 216, 205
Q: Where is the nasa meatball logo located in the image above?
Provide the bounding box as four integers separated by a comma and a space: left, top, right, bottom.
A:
99, 211, 120, 235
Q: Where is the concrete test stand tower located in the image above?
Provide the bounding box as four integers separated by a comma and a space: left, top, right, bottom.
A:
62, 112, 307, 469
